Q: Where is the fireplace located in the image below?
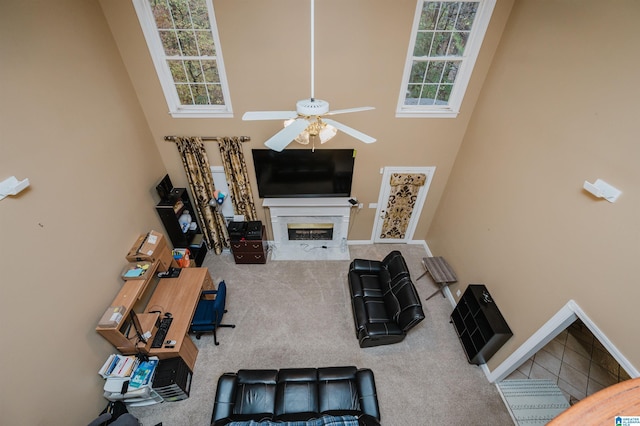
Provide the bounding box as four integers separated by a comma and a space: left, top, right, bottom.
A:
287, 223, 334, 241
263, 198, 351, 261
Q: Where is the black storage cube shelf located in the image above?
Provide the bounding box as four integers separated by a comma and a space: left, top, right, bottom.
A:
451, 284, 513, 365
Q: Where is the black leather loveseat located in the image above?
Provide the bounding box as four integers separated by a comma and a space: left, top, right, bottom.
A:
348, 250, 425, 347
210, 366, 381, 426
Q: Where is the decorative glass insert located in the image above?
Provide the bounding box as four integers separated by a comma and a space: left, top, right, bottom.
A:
397, 0, 495, 118
134, 0, 232, 117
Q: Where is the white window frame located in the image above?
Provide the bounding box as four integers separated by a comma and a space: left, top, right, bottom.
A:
396, 0, 495, 118
132, 0, 233, 118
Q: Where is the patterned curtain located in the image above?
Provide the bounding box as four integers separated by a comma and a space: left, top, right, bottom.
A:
380, 173, 426, 239
217, 137, 257, 221
176, 137, 229, 254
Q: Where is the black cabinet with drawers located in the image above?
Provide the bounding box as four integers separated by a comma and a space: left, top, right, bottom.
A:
450, 284, 512, 365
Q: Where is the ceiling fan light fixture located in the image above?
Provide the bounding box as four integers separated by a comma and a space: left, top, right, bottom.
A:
284, 118, 337, 145
318, 123, 337, 144
243, 0, 375, 151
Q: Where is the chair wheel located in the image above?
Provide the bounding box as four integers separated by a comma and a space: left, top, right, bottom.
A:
196, 334, 202, 339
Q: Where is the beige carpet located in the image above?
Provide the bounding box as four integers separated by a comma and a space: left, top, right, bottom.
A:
128, 243, 513, 425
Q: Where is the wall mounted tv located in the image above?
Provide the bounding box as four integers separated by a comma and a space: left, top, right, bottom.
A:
252, 149, 356, 198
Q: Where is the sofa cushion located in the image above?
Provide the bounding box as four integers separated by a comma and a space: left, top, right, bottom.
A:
275, 368, 319, 417
362, 297, 389, 324
234, 370, 278, 417
347, 271, 382, 299
227, 414, 360, 425
360, 275, 384, 299
381, 251, 410, 284
318, 367, 360, 413
387, 277, 424, 331
349, 259, 382, 274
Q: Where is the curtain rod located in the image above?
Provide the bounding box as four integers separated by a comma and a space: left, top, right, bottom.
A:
164, 136, 251, 142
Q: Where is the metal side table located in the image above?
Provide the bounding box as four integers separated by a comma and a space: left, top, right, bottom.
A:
416, 256, 458, 300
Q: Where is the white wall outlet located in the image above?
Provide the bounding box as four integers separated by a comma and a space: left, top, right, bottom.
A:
368, 203, 377, 209
456, 289, 461, 297
358, 203, 363, 209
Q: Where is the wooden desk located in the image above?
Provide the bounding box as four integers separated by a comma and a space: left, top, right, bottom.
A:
97, 267, 213, 372
142, 268, 213, 371
96, 260, 161, 351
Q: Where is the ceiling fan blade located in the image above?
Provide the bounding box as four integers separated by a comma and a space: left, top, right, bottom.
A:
264, 118, 310, 152
323, 118, 377, 144
242, 111, 297, 121
324, 106, 375, 116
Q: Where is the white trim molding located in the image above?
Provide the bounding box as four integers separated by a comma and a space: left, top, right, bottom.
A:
484, 300, 639, 383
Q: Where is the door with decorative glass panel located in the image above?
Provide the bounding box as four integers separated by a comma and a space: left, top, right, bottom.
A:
372, 167, 435, 243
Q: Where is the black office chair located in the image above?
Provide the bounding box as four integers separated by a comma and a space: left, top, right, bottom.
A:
189, 280, 235, 344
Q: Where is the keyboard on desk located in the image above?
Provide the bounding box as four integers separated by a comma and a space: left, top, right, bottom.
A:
151, 316, 173, 348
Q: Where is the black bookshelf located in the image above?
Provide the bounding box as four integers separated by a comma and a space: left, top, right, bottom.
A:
450, 284, 512, 365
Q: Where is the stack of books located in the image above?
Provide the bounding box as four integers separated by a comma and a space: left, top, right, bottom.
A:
129, 358, 158, 389
99, 355, 159, 385
99, 354, 139, 378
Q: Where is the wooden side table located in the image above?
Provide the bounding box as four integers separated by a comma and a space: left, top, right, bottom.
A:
416, 256, 458, 300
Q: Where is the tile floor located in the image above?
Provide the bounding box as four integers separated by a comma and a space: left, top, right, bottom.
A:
505, 319, 631, 404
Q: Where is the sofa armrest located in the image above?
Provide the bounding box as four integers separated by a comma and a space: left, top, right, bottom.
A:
356, 369, 380, 421
358, 414, 382, 426
364, 322, 403, 338
349, 259, 382, 274
211, 373, 238, 423
349, 296, 368, 332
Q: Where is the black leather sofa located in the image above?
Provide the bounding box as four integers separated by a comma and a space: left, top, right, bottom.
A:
210, 366, 381, 426
348, 250, 425, 347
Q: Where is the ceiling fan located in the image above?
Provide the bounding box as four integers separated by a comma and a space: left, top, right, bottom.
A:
242, 0, 376, 152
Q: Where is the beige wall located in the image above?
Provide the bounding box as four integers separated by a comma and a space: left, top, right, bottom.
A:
0, 0, 166, 424
428, 0, 640, 371
100, 0, 513, 241
0, 0, 519, 423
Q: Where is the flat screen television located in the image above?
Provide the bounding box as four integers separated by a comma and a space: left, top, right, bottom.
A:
252, 149, 356, 198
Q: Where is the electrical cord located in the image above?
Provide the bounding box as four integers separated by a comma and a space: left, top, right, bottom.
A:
300, 242, 344, 251
348, 206, 361, 235
300, 243, 334, 252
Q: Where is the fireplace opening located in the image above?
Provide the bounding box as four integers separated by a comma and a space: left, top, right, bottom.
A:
287, 223, 334, 241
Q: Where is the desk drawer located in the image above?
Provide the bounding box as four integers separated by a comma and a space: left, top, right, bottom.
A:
233, 252, 267, 264
230, 241, 265, 253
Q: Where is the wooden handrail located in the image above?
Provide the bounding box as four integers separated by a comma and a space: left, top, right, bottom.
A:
548, 377, 640, 425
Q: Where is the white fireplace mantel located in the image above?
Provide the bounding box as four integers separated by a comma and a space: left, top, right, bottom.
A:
263, 197, 351, 209
263, 198, 352, 261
